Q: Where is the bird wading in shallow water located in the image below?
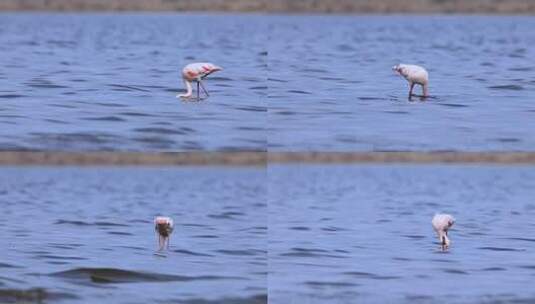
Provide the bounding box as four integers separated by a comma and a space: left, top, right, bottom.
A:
432, 213, 455, 250
154, 216, 174, 251
177, 62, 222, 101
392, 64, 429, 100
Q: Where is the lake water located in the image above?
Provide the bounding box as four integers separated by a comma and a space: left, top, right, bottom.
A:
269, 164, 535, 303
268, 16, 535, 151
0, 166, 266, 303
2, 14, 535, 151
0, 13, 266, 151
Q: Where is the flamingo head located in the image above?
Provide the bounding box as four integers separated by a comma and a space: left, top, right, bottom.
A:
447, 217, 455, 228
154, 216, 174, 237
392, 64, 406, 76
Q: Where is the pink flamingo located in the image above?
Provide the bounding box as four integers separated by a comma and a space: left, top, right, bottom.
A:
392, 64, 429, 99
432, 213, 455, 250
177, 62, 223, 100
154, 216, 174, 250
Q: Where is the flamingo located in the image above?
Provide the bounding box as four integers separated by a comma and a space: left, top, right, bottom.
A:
177, 62, 223, 101
392, 64, 429, 99
154, 216, 174, 250
432, 213, 455, 250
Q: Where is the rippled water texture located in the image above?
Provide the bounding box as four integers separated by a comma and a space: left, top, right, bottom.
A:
269, 164, 535, 303
269, 16, 535, 151
0, 13, 266, 151
0, 167, 266, 303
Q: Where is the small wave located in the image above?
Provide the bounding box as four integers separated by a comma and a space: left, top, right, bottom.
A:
52, 268, 240, 284
27, 83, 69, 89
234, 106, 267, 112
493, 138, 521, 143
134, 127, 190, 135
173, 249, 214, 257
289, 226, 310, 231
442, 268, 469, 275
177, 294, 266, 304
305, 281, 358, 288
193, 234, 219, 239
383, 110, 409, 114
0, 288, 77, 303
0, 262, 21, 268
508, 67, 533, 72
82, 116, 126, 122
94, 221, 129, 227
287, 90, 312, 95
281, 248, 346, 259
478, 247, 525, 252
35, 254, 87, 261
216, 249, 265, 256
343, 271, 400, 280
208, 211, 245, 220
134, 136, 176, 146
321, 226, 347, 232
518, 265, 535, 270
55, 220, 128, 227
507, 237, 535, 243
437, 103, 469, 108
54, 220, 91, 226
108, 84, 151, 92
274, 111, 296, 116
94, 102, 129, 108
235, 126, 264, 131
488, 85, 524, 90
359, 97, 385, 101
119, 111, 156, 117
300, 68, 328, 73
0, 94, 25, 99
106, 231, 133, 236
402, 235, 426, 240
482, 267, 506, 271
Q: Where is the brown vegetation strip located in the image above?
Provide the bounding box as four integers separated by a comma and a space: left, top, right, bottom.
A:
1, 152, 535, 166
0, 152, 266, 166
269, 152, 535, 164
0, 0, 535, 13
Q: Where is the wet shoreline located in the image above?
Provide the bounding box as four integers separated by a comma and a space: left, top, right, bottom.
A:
3, 152, 535, 165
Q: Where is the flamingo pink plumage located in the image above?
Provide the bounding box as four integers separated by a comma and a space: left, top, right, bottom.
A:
392, 63, 429, 99
432, 213, 455, 250
177, 62, 223, 100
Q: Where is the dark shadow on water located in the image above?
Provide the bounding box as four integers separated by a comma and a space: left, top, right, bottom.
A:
51, 268, 243, 284
478, 247, 526, 252
175, 294, 267, 304
0, 288, 77, 303
342, 271, 401, 280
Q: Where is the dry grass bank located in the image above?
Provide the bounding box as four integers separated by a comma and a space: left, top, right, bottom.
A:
0, 0, 534, 13
2, 152, 535, 166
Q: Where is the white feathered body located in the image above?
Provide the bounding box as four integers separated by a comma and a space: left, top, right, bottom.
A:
394, 64, 429, 85
432, 213, 454, 247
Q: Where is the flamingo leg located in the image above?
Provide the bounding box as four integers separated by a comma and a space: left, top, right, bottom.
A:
422, 84, 429, 98
196, 81, 200, 101
408, 83, 415, 101
199, 81, 209, 97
